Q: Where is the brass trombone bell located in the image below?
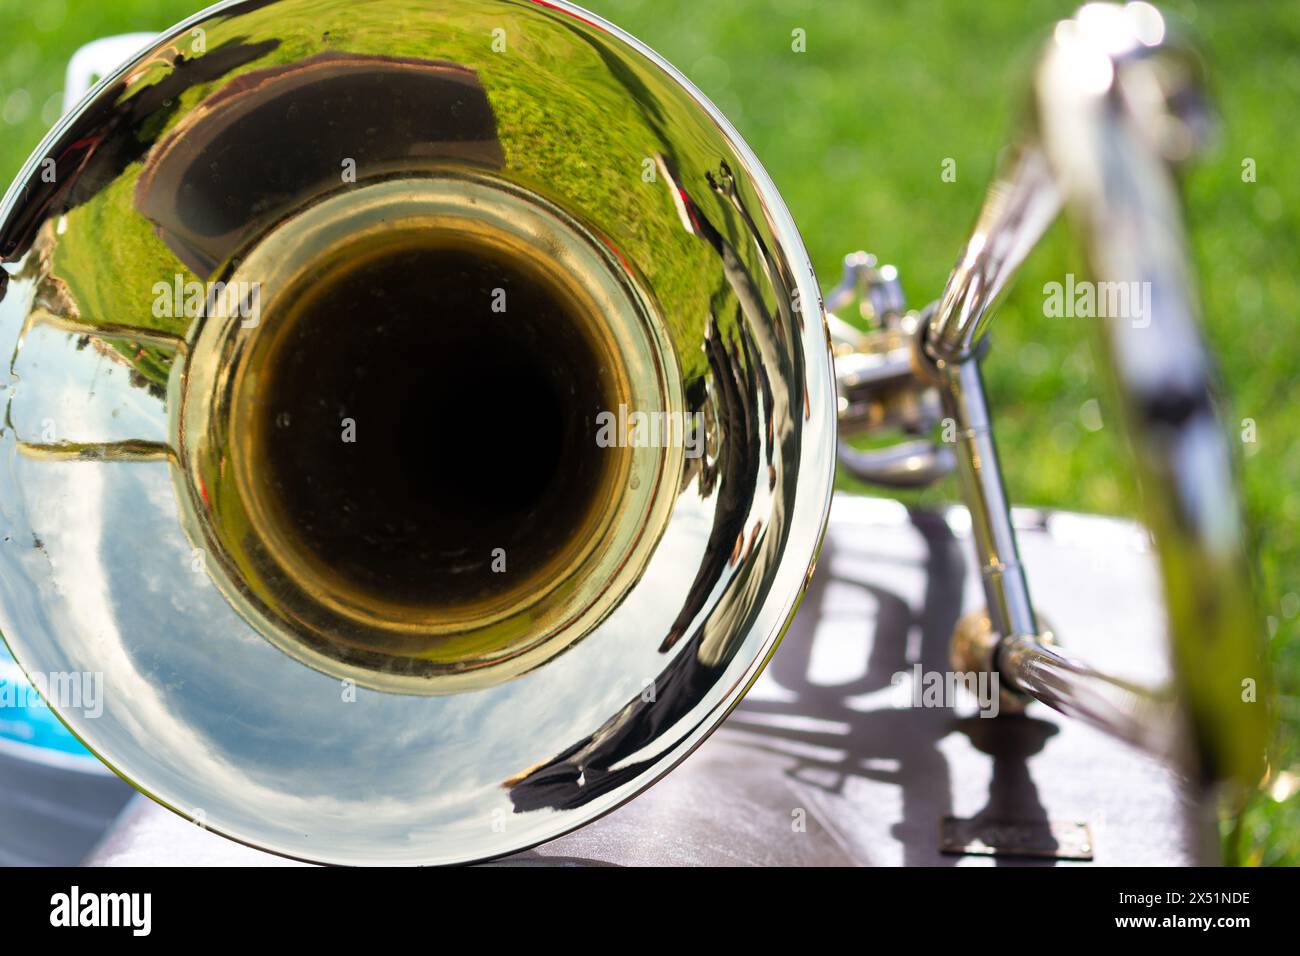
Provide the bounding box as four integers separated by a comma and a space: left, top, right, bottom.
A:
0, 0, 836, 865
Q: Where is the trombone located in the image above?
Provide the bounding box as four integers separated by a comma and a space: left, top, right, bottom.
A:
0, 0, 1269, 864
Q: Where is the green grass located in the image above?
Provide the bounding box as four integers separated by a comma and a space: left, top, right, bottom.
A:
2, 0, 1298, 863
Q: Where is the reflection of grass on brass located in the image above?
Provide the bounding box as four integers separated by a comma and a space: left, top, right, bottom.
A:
3, 0, 1298, 863
53, 173, 182, 391
45, 0, 745, 388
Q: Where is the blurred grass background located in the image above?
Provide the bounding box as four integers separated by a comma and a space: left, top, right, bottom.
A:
1, 0, 1297, 863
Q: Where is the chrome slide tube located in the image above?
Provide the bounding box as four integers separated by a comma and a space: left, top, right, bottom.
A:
933, 3, 1268, 786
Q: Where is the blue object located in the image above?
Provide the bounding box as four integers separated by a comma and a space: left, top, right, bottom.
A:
0, 642, 102, 771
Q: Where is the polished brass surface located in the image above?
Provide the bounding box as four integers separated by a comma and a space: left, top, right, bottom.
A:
0, 0, 836, 864
177, 174, 679, 693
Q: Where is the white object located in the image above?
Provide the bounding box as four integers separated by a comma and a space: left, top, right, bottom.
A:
62, 33, 159, 114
